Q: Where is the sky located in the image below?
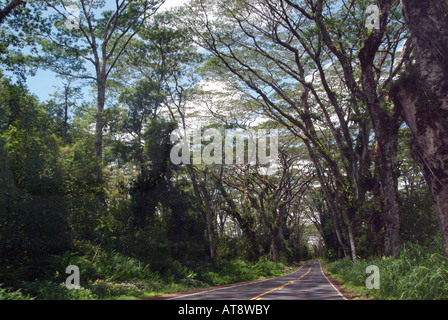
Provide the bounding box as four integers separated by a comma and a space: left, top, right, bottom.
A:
24, 0, 189, 102
159, 0, 188, 11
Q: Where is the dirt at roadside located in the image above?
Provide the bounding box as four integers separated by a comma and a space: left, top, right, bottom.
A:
320, 264, 373, 300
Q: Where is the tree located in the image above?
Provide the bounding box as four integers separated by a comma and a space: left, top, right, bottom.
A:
130, 118, 177, 227
46, 80, 83, 145
0, 77, 71, 281
358, 0, 405, 257
181, 0, 407, 259
32, 0, 164, 166
390, 0, 448, 257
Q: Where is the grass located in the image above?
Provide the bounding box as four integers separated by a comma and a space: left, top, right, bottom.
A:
324, 240, 448, 300
0, 246, 299, 300
119, 259, 299, 300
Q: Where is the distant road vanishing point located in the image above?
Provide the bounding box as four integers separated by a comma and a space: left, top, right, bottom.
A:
168, 260, 347, 300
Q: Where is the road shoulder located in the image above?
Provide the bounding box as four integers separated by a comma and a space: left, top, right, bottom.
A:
320, 263, 372, 300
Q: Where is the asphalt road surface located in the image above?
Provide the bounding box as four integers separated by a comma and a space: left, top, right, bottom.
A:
169, 260, 346, 300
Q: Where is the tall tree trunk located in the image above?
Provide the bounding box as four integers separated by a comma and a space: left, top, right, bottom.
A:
390, 0, 448, 257
304, 140, 352, 260
199, 182, 216, 259
305, 148, 350, 260
63, 85, 69, 146
359, 0, 401, 257
95, 79, 106, 160
270, 206, 286, 263
360, 67, 401, 258
216, 179, 259, 260
341, 207, 357, 261
187, 166, 216, 259
204, 207, 216, 259
270, 226, 280, 262
378, 141, 400, 258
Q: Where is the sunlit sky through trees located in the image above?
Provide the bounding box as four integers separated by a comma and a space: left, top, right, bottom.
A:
25, 0, 189, 102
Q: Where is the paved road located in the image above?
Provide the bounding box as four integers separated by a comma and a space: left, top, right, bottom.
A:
169, 260, 346, 300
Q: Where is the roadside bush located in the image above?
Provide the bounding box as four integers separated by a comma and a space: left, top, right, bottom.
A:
86, 280, 151, 299
326, 239, 448, 300
0, 284, 34, 300
196, 259, 286, 286
21, 281, 96, 300
63, 242, 161, 283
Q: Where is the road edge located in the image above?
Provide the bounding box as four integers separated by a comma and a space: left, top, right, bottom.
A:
319, 261, 373, 300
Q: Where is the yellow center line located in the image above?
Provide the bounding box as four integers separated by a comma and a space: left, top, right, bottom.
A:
250, 265, 312, 300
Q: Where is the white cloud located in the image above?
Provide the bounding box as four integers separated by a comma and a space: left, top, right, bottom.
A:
159, 0, 189, 11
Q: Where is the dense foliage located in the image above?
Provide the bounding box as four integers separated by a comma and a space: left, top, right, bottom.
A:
326, 239, 448, 300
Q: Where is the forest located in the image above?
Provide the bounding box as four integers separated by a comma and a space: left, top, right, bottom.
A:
0, 0, 447, 300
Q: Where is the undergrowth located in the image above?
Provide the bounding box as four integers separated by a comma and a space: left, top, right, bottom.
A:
325, 239, 448, 300
0, 243, 290, 300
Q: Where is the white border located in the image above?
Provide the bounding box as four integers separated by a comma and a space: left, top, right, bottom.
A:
317, 260, 348, 300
